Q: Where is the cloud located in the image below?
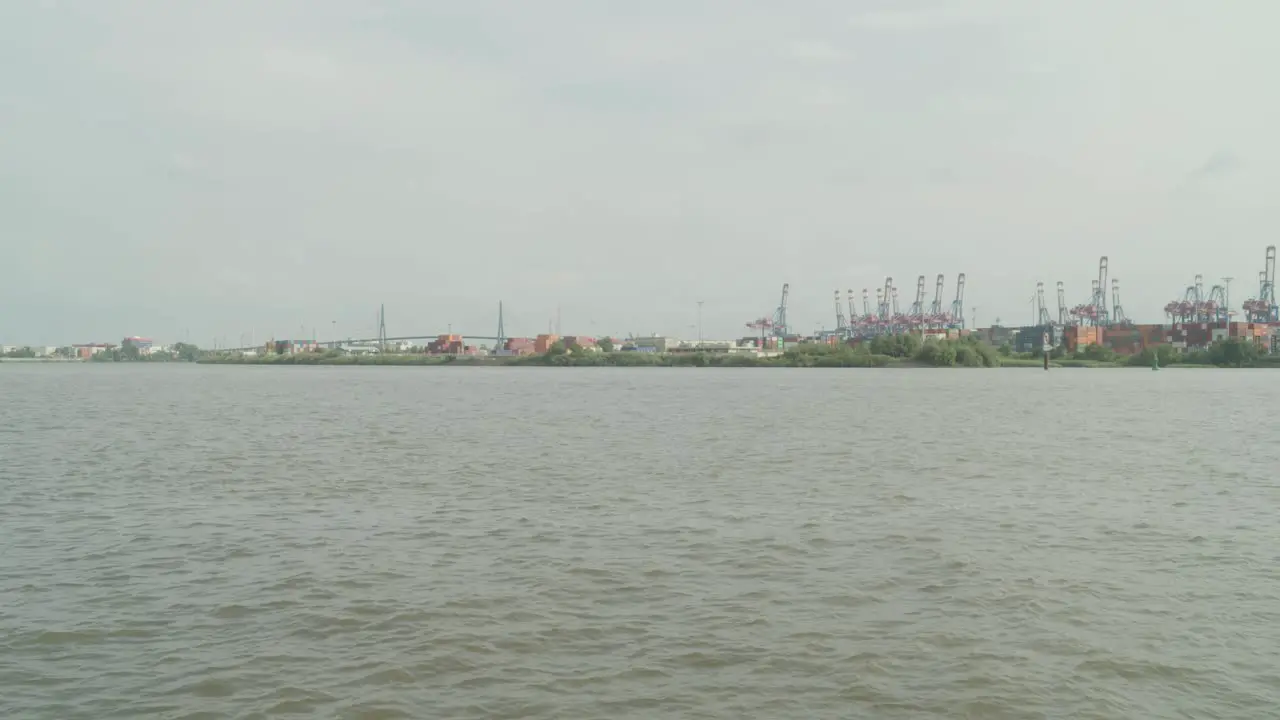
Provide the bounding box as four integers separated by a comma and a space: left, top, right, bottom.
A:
4, 0, 1280, 343
785, 40, 846, 62
847, 7, 989, 32
1187, 150, 1241, 182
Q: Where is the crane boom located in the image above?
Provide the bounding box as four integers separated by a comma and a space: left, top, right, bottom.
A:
951, 273, 966, 328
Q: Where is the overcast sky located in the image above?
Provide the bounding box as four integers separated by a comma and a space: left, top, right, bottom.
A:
3, 0, 1278, 345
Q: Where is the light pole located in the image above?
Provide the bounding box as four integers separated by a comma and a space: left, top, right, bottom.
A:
972, 306, 978, 329
331, 320, 336, 347
697, 300, 704, 344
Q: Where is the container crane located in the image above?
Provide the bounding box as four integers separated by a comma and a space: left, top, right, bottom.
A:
771, 283, 790, 337
1164, 274, 1226, 323
1111, 279, 1129, 326
1068, 257, 1115, 325
847, 289, 858, 329
1204, 284, 1228, 323
950, 273, 966, 328
1036, 282, 1052, 326
1094, 256, 1110, 325
745, 316, 774, 339
1056, 282, 1069, 326
928, 274, 946, 327
908, 275, 927, 326
833, 290, 847, 334
745, 281, 789, 339
1243, 245, 1278, 322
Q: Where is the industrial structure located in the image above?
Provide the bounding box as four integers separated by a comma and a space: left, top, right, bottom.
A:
746, 283, 791, 339
1243, 245, 1278, 323
1026, 256, 1127, 331
1012, 256, 1122, 352
813, 273, 967, 340
43, 246, 1280, 360
1164, 275, 1229, 324
1000, 250, 1280, 355
1063, 256, 1113, 326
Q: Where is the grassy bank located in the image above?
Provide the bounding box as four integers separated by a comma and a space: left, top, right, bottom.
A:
197, 338, 980, 368
193, 335, 1276, 369
196, 349, 899, 368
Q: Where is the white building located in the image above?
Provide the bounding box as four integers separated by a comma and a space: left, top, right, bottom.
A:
629, 336, 679, 353
668, 340, 763, 355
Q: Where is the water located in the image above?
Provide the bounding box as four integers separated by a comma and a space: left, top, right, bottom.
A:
2, 364, 1279, 719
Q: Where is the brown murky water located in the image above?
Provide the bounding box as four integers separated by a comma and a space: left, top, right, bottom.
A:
2, 364, 1278, 718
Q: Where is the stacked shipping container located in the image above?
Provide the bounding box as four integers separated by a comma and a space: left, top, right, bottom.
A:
427, 334, 464, 354
1064, 326, 1102, 353
504, 338, 535, 355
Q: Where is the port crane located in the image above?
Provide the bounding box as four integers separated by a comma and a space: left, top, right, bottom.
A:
1036, 282, 1052, 326
745, 282, 791, 339
1164, 274, 1229, 324
1111, 279, 1129, 326
950, 273, 966, 328
1069, 257, 1112, 326
1244, 245, 1278, 322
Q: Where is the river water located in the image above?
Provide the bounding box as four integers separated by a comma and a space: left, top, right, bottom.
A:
1, 364, 1278, 719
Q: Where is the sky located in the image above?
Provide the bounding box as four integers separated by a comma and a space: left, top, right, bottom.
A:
3, 0, 1279, 346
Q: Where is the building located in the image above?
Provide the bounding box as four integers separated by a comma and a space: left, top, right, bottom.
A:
628, 336, 678, 353
122, 337, 154, 355
533, 334, 560, 353
341, 344, 379, 355
561, 336, 596, 348
267, 339, 319, 355
668, 340, 764, 356
72, 343, 113, 359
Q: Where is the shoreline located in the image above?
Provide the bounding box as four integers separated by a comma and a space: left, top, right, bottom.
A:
186, 353, 1239, 369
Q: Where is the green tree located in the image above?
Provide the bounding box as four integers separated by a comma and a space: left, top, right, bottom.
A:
868, 333, 922, 358
1078, 343, 1117, 363
1127, 345, 1178, 367
172, 342, 202, 362
914, 340, 956, 366
597, 337, 615, 353
1219, 338, 1257, 368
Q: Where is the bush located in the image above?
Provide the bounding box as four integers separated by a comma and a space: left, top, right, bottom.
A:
914, 340, 957, 367
868, 333, 923, 358
913, 338, 999, 367
1075, 343, 1117, 363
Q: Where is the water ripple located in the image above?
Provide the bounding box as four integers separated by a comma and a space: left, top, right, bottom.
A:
1, 365, 1279, 718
